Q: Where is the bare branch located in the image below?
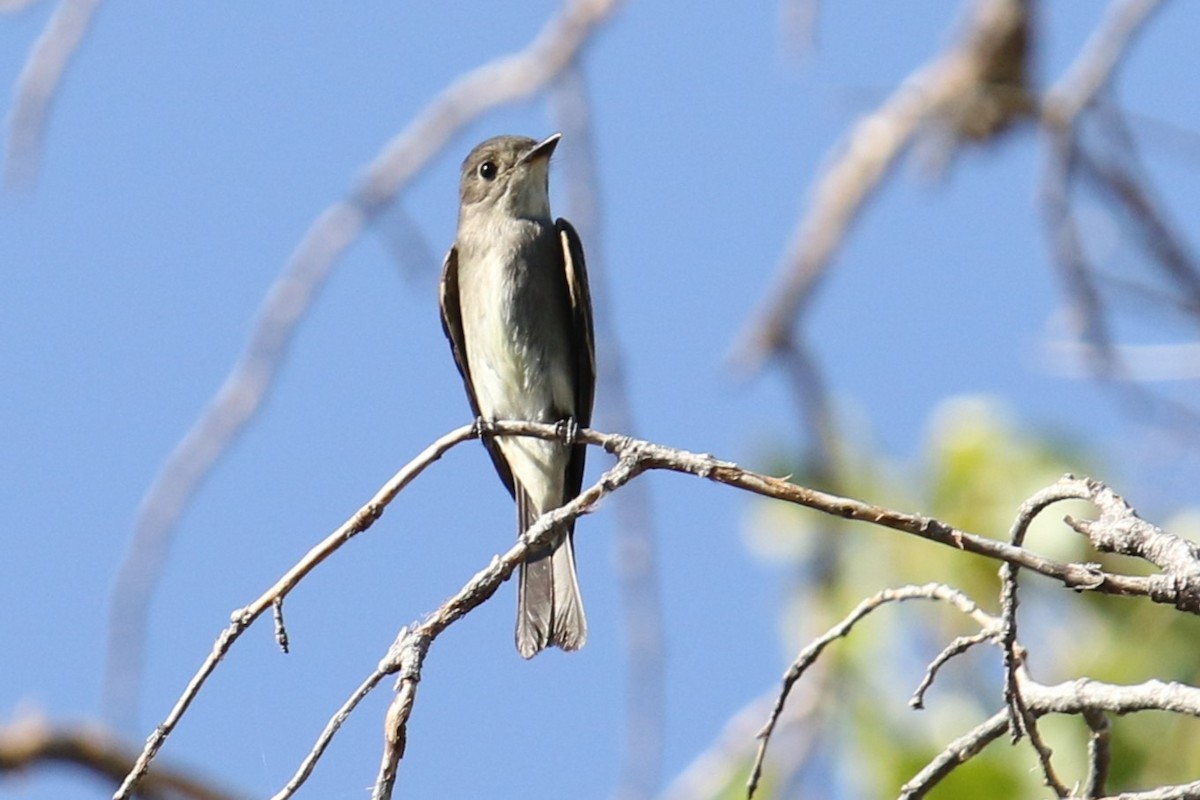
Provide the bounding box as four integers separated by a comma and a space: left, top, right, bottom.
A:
1083, 709, 1112, 800
1041, 131, 1119, 374
1037, 0, 1189, 438
271, 597, 289, 654
112, 423, 481, 800
749, 583, 997, 798
1019, 691, 1070, 798
775, 337, 842, 484
367, 453, 644, 799
269, 631, 410, 800
900, 669, 1200, 797
733, 0, 1031, 371
1037, 1, 1171, 421
3, 0, 99, 187
898, 710, 1010, 800
104, 0, 623, 730
900, 668, 1200, 800
909, 631, 995, 710
1042, 0, 1164, 130
1020, 675, 1200, 718
999, 482, 1069, 744
0, 717, 240, 800
112, 423, 1199, 797
1095, 780, 1200, 800
1046, 475, 1200, 609
1080, 114, 1200, 310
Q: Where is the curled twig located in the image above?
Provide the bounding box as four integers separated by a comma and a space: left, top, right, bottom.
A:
749, 583, 997, 798
909, 630, 996, 710
754, 470, 1200, 799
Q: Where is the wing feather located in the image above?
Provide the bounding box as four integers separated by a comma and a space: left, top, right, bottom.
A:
438, 246, 515, 497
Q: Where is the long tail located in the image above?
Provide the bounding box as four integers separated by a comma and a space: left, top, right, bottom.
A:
515, 485, 587, 659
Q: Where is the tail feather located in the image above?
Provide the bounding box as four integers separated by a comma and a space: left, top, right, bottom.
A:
515, 485, 587, 659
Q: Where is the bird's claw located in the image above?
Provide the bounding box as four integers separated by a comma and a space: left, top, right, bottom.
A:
556, 417, 579, 446
473, 416, 497, 438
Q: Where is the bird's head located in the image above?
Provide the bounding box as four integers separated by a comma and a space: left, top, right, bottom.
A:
457, 133, 559, 223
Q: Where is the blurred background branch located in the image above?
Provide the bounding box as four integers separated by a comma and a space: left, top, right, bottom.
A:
0, 716, 240, 800
3, 0, 98, 187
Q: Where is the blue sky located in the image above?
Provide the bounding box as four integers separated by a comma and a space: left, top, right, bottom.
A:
3, 2, 1200, 798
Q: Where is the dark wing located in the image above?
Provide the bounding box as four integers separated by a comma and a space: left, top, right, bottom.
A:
556, 219, 596, 506
438, 246, 516, 497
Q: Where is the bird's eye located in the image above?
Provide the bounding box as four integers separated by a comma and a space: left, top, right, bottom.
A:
478, 161, 498, 180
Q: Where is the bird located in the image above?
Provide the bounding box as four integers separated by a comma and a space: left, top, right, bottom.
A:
438, 133, 595, 658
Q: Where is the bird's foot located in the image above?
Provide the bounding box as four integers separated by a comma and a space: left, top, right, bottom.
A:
555, 417, 579, 446
473, 416, 498, 438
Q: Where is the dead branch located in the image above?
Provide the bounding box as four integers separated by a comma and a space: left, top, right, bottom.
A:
3, 0, 99, 186
733, 0, 1031, 372
897, 710, 1010, 799
753, 579, 1200, 800
755, 467, 1200, 798
1083, 709, 1112, 799
112, 423, 482, 799
749, 582, 998, 797
0, 717, 239, 800
112, 422, 1200, 798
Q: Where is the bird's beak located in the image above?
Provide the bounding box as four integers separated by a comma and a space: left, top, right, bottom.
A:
519, 133, 561, 166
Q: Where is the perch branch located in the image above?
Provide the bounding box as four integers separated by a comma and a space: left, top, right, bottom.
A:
113, 424, 1197, 797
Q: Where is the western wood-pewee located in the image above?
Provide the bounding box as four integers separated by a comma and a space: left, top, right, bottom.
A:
439, 133, 596, 658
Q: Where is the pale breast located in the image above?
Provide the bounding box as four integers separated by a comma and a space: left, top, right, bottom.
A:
459, 220, 575, 424
458, 219, 576, 507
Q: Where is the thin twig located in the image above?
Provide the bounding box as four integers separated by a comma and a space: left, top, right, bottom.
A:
1001, 480, 1109, 796
3, 0, 100, 187
909, 631, 996, 710
1041, 0, 1164, 130
103, 0, 624, 730
269, 630, 410, 800
271, 597, 289, 654
749, 583, 996, 798
112, 423, 482, 799
898, 710, 1010, 800
1037, 0, 1173, 428
1080, 120, 1200, 311
0, 717, 240, 800
113, 424, 1200, 797
733, 0, 1031, 372
901, 671, 1200, 798
1083, 709, 1112, 799
1094, 779, 1200, 800
367, 453, 644, 799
